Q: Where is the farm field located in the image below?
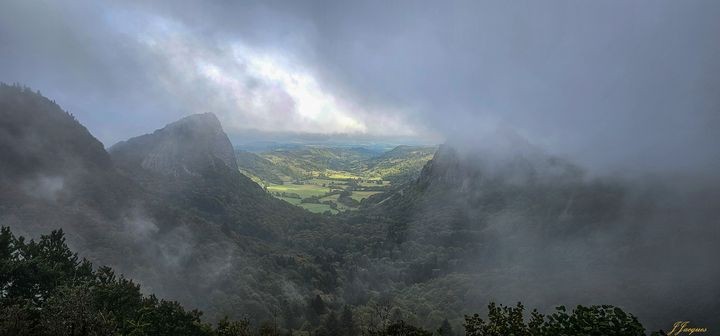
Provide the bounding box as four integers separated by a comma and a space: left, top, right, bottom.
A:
266, 177, 385, 213
266, 183, 329, 198
236, 144, 436, 214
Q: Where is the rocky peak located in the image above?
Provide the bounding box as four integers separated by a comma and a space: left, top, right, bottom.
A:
417, 135, 583, 193
109, 113, 238, 177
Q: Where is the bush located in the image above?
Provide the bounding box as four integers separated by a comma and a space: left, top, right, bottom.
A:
464, 302, 647, 336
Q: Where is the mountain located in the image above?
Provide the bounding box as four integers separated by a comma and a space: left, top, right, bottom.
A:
0, 84, 142, 262
110, 113, 237, 178
0, 86, 330, 324
366, 142, 594, 221
359, 140, 720, 329
109, 112, 314, 240
3, 84, 717, 332
0, 85, 247, 311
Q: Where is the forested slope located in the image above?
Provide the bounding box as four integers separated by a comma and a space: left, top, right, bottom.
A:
2, 84, 717, 333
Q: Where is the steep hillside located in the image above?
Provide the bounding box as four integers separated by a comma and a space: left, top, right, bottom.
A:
0, 85, 254, 315
361, 145, 436, 183
235, 149, 286, 184
0, 84, 141, 261
109, 113, 315, 240
0, 86, 334, 325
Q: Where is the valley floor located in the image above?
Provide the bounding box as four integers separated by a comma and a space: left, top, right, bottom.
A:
256, 173, 388, 214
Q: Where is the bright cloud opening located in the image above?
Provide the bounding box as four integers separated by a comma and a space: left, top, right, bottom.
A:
124, 13, 419, 137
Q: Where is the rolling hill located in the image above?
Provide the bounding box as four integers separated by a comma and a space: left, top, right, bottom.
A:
235, 144, 436, 213
359, 145, 436, 183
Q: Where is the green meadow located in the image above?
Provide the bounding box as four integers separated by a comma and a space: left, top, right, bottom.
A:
266, 177, 385, 213
237, 145, 436, 214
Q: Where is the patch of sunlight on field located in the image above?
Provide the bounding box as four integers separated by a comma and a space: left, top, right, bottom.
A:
319, 194, 339, 202
326, 171, 360, 179
351, 191, 382, 201
359, 180, 389, 187
308, 178, 348, 186
266, 183, 328, 198
265, 172, 389, 213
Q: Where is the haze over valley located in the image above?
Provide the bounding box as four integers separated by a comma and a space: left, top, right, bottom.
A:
1, 1, 719, 335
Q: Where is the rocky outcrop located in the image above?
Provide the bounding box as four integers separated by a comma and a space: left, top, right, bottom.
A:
109, 112, 313, 241
109, 113, 238, 177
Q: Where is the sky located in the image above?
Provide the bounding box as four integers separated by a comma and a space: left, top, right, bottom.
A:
1, 0, 718, 173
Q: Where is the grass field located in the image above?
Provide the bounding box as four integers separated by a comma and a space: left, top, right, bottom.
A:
359, 180, 388, 187
236, 144, 436, 215
278, 195, 338, 214
350, 190, 382, 201
325, 172, 360, 179
263, 176, 389, 213
266, 183, 330, 198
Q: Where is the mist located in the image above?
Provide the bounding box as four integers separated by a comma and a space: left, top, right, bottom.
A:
1, 0, 719, 175
398, 139, 720, 329
1, 0, 719, 334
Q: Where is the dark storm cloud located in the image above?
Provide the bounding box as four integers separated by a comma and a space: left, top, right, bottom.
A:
1, 0, 719, 172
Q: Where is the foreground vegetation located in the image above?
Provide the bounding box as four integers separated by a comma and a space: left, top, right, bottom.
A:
1, 227, 664, 335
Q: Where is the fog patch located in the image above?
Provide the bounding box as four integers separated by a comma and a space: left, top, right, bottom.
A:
21, 175, 65, 201
122, 207, 160, 238
408, 137, 720, 329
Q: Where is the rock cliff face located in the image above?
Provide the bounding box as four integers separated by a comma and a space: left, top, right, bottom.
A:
109, 112, 313, 240
109, 113, 238, 177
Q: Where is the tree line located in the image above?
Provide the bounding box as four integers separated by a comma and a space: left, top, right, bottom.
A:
0, 226, 665, 335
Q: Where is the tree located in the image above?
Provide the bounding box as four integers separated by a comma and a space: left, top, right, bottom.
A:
371, 320, 432, 336
340, 305, 357, 336
321, 311, 340, 336
437, 319, 454, 336
216, 317, 252, 336
258, 321, 280, 336
40, 284, 117, 336
464, 302, 646, 336
0, 227, 233, 336
310, 294, 326, 315
305, 294, 326, 325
